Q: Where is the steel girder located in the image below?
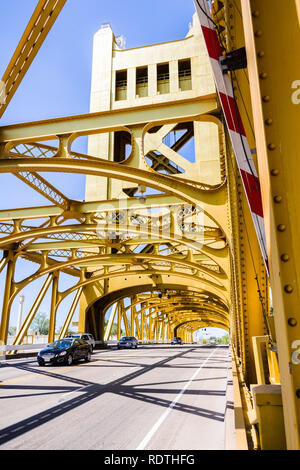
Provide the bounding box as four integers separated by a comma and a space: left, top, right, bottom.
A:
0, 3, 268, 445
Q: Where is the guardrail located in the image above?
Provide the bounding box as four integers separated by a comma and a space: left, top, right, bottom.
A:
0, 340, 104, 354
0, 339, 199, 356
0, 343, 46, 351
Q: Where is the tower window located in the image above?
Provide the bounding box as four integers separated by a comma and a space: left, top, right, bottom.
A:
136, 67, 148, 97
178, 59, 192, 91
157, 63, 170, 94
115, 70, 127, 101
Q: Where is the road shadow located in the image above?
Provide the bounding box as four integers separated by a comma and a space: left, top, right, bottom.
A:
0, 346, 228, 446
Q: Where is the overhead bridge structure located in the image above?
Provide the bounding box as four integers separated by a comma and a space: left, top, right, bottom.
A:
0, 0, 299, 450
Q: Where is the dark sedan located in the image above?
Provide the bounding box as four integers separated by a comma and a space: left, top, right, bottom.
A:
171, 337, 182, 345
37, 338, 92, 366
117, 336, 138, 349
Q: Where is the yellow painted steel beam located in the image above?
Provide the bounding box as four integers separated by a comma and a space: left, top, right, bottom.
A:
0, 0, 67, 118
58, 287, 83, 339
58, 269, 230, 310
12, 273, 53, 347
227, 0, 269, 386
0, 157, 225, 209
0, 221, 227, 261
124, 295, 228, 316
0, 194, 186, 221
48, 273, 59, 343
0, 158, 230, 239
10, 253, 228, 296
0, 252, 16, 344
0, 256, 8, 274
240, 0, 300, 449
0, 96, 217, 143
14, 171, 70, 208
104, 302, 118, 341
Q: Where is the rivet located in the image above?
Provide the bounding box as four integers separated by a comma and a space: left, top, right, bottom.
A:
271, 168, 279, 176
252, 10, 260, 17
288, 317, 297, 327
265, 118, 273, 125
257, 50, 265, 58
277, 224, 286, 232
268, 143, 277, 150
260, 72, 268, 79
284, 285, 293, 293
281, 254, 289, 262
274, 195, 282, 203
296, 389, 300, 399
263, 95, 271, 102
255, 30, 263, 37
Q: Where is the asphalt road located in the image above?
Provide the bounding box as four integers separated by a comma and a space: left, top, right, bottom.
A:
0, 344, 234, 450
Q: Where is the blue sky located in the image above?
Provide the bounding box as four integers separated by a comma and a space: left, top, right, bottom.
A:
0, 0, 197, 207
0, 0, 227, 338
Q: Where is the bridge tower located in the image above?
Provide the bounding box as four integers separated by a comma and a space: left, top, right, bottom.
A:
78, 14, 233, 344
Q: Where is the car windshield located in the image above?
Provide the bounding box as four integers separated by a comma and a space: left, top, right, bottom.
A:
120, 337, 133, 341
48, 340, 72, 349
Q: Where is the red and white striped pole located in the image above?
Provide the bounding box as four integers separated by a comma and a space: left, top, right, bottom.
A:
194, 0, 269, 274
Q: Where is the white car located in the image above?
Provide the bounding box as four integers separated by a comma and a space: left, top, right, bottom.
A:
65, 333, 96, 350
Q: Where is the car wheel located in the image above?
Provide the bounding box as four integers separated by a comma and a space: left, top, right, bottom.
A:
66, 354, 73, 366
85, 351, 91, 362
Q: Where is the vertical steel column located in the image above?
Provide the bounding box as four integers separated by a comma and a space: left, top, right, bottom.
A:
121, 300, 130, 336
48, 273, 59, 343
0, 252, 16, 344
104, 301, 118, 341
241, 0, 300, 449
13, 273, 53, 346
59, 287, 83, 339
222, 0, 269, 385
117, 302, 121, 340
0, 255, 8, 274
130, 298, 135, 336
140, 306, 144, 341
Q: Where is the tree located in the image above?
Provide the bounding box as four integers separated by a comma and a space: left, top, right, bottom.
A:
104, 320, 125, 338
216, 334, 230, 345
8, 326, 16, 336
30, 312, 49, 335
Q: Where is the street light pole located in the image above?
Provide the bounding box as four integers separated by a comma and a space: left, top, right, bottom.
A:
17, 294, 25, 334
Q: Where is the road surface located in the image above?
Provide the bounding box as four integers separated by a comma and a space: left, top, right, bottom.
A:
0, 344, 235, 450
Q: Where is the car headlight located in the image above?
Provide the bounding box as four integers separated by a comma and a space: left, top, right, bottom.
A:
58, 351, 67, 356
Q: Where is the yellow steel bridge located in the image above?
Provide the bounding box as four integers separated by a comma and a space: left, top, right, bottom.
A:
0, 0, 299, 450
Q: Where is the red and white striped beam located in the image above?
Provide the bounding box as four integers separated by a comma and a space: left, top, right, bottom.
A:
194, 0, 269, 274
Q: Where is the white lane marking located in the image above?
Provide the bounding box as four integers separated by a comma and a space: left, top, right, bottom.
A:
58, 384, 92, 403
136, 347, 217, 450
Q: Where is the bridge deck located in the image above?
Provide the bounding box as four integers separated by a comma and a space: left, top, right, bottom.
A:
0, 345, 235, 450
